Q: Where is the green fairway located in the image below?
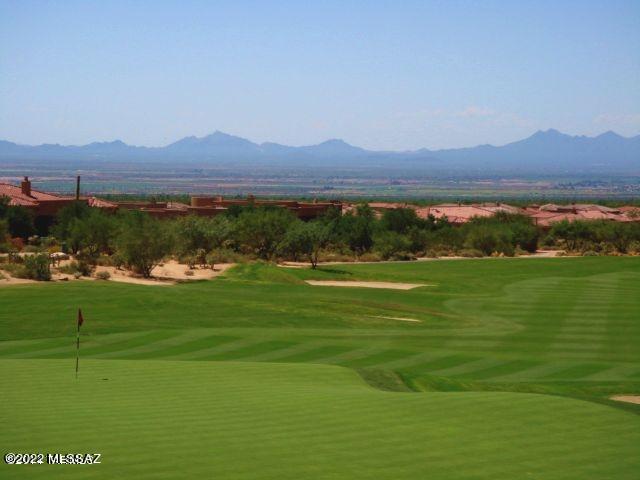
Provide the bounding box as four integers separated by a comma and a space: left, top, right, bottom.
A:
1, 359, 639, 480
1, 257, 639, 477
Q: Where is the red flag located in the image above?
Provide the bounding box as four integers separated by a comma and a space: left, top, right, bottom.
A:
77, 309, 84, 328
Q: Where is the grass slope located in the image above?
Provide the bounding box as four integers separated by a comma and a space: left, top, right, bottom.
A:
2, 359, 639, 480
1, 257, 639, 477
0, 258, 638, 400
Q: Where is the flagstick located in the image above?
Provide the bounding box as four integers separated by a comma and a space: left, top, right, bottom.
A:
75, 318, 81, 379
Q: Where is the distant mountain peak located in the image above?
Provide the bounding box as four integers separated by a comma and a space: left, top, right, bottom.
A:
319, 138, 350, 146
596, 130, 623, 140
0, 129, 637, 174
530, 128, 565, 138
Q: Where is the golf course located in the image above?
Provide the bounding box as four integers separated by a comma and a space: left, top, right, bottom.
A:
1, 256, 639, 479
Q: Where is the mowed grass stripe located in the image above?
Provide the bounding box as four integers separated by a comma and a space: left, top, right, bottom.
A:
542, 363, 612, 380
273, 345, 355, 363
169, 337, 263, 360
451, 359, 543, 381
0, 338, 72, 356
5, 331, 155, 359
38, 330, 182, 359
195, 340, 298, 361
340, 349, 415, 368
116, 334, 239, 360
401, 354, 480, 375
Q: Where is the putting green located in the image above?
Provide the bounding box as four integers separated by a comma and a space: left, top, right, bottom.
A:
1, 359, 638, 479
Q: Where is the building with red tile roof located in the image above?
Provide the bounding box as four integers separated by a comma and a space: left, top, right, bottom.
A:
525, 204, 635, 227
0, 177, 78, 216
416, 203, 522, 224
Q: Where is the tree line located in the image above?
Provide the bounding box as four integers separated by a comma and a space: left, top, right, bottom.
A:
2, 198, 640, 279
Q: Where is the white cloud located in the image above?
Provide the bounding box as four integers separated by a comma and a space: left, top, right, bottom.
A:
454, 106, 496, 118
593, 113, 640, 130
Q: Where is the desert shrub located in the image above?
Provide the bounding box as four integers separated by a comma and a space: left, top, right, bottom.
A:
77, 260, 94, 276
582, 250, 599, 256
459, 248, 484, 258
357, 252, 382, 262
373, 231, 412, 260
316, 251, 356, 263
184, 269, 195, 276
58, 259, 92, 276
426, 227, 464, 252
1, 262, 24, 275
95, 270, 111, 280
96, 254, 115, 266
206, 248, 246, 268
463, 225, 514, 256
426, 247, 455, 258
73, 271, 82, 279
8, 251, 22, 263
179, 254, 197, 269
22, 245, 44, 253
380, 208, 422, 234
58, 261, 80, 274
40, 236, 59, 247
110, 252, 126, 269
549, 220, 594, 252
21, 253, 51, 281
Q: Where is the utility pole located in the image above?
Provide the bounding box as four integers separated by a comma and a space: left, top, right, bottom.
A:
76, 175, 81, 201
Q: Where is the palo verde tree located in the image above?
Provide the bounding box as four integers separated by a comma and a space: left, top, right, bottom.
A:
115, 211, 174, 277
279, 220, 330, 268
234, 207, 295, 260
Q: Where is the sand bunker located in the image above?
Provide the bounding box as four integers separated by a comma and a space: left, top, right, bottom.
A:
305, 280, 428, 290
94, 261, 234, 286
610, 395, 640, 405
370, 315, 421, 322
0, 260, 234, 287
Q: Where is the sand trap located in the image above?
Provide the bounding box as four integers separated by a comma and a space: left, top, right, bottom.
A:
371, 315, 421, 322
610, 395, 640, 405
0, 260, 234, 287
305, 280, 428, 290
95, 261, 234, 286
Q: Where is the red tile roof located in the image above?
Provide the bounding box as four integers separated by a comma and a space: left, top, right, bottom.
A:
0, 183, 72, 207
527, 204, 635, 226
417, 203, 522, 224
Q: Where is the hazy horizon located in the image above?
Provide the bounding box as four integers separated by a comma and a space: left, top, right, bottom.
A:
1, 127, 639, 152
1, 0, 639, 150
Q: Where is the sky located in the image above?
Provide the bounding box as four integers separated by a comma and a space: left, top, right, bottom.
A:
0, 0, 639, 151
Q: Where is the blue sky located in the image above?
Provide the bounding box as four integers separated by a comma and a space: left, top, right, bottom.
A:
1, 0, 638, 150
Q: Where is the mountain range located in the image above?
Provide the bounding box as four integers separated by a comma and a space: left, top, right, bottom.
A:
1, 129, 638, 174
